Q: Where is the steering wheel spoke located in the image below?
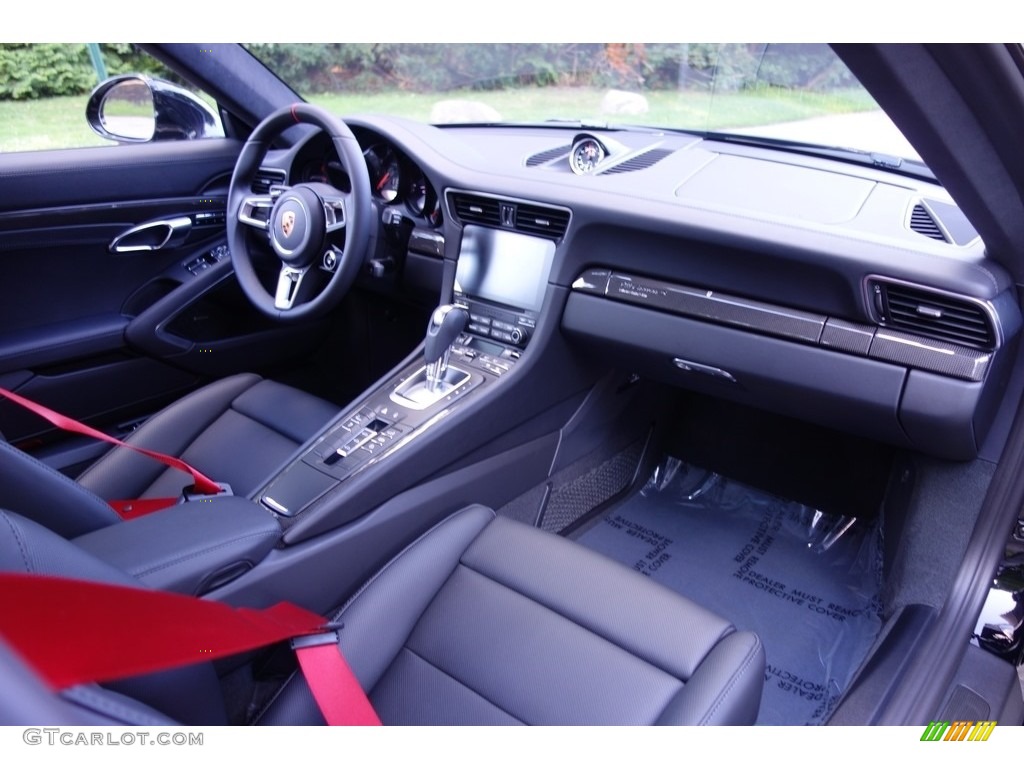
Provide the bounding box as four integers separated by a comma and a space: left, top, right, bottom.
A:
322, 192, 348, 234
238, 195, 274, 231
274, 265, 310, 310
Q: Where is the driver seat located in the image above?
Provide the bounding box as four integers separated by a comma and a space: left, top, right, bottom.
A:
0, 374, 338, 538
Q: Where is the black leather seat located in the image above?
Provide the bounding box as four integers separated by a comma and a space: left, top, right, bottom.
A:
0, 374, 337, 538
0, 504, 765, 725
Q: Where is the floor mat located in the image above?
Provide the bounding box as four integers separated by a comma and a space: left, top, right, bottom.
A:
576, 458, 883, 725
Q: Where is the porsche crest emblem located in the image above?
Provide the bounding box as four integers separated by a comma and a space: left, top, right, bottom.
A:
281, 210, 296, 238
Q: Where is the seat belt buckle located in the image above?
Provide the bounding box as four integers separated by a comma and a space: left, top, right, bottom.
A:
290, 622, 343, 650
180, 482, 233, 504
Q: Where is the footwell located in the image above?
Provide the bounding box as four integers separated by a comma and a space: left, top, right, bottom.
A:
576, 458, 883, 725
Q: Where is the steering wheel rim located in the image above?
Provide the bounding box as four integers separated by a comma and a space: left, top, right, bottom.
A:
227, 103, 372, 321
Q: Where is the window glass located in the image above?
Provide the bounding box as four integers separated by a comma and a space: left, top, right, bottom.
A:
0, 43, 222, 153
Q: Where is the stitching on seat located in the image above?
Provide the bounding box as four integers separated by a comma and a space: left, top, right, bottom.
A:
457, 558, 701, 683
331, 508, 494, 622
0, 510, 33, 572
227, 403, 302, 447
129, 531, 281, 578
696, 633, 764, 725
399, 645, 527, 725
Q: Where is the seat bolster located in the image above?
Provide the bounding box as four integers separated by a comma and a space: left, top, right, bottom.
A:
0, 441, 120, 538
76, 373, 264, 500
655, 630, 765, 726
334, 505, 495, 690
0, 509, 135, 585
254, 505, 495, 726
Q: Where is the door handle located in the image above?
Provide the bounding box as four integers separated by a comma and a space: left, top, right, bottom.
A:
109, 216, 193, 253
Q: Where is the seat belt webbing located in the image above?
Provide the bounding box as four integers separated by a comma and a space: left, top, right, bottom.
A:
0, 572, 381, 726
0, 386, 222, 514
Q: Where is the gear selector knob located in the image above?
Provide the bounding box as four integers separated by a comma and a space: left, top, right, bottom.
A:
425, 304, 469, 391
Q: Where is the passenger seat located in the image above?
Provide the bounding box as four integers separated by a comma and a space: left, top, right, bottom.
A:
0, 505, 765, 726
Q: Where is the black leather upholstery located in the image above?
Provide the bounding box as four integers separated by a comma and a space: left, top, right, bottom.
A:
0, 505, 764, 726
258, 505, 765, 726
0, 510, 226, 725
73, 496, 283, 594
0, 374, 337, 538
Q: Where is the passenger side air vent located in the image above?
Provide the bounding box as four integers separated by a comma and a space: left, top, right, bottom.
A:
909, 204, 946, 241
450, 193, 502, 227
872, 281, 996, 349
907, 199, 979, 246
526, 145, 571, 167
252, 167, 287, 194
449, 191, 571, 240
600, 147, 674, 175
515, 204, 571, 239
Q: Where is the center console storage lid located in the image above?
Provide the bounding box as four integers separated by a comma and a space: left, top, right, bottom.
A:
73, 497, 282, 595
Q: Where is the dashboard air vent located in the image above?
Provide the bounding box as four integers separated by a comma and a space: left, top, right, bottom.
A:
451, 193, 502, 227
600, 147, 674, 175
449, 191, 571, 240
873, 281, 995, 349
908, 199, 979, 245
526, 145, 571, 167
515, 204, 571, 239
909, 204, 946, 241
252, 167, 286, 195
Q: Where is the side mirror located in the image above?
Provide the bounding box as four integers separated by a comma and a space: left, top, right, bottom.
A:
86, 74, 223, 143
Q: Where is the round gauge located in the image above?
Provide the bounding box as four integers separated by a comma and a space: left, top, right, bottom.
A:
406, 172, 428, 215
365, 144, 402, 202
405, 171, 442, 226
569, 136, 606, 175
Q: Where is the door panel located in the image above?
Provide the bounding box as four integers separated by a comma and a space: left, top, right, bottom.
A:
0, 138, 325, 446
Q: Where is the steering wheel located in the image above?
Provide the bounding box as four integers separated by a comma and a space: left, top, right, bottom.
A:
226, 104, 372, 321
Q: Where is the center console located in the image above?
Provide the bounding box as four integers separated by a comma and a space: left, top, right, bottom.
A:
257, 218, 559, 528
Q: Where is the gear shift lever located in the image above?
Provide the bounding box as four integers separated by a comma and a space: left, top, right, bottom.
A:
424, 304, 469, 392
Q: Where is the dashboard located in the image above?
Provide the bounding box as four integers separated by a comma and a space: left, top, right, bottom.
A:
260, 114, 1023, 463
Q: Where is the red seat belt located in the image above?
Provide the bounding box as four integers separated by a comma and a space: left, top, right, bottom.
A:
0, 386, 221, 517
0, 572, 381, 726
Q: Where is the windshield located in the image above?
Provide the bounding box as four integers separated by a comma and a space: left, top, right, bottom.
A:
245, 43, 920, 162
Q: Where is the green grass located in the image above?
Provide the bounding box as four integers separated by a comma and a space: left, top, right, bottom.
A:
311, 85, 877, 130
0, 85, 878, 153
0, 95, 113, 152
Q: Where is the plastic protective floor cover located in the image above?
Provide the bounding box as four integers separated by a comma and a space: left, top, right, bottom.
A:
576, 458, 883, 725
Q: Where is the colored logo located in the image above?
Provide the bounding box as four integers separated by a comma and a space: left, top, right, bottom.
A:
282, 210, 296, 238
920, 720, 996, 741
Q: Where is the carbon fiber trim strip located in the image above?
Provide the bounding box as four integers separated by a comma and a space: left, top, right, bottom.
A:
869, 331, 990, 382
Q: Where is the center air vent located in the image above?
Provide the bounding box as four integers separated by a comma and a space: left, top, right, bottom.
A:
252, 167, 287, 194
871, 280, 996, 349
600, 147, 674, 175
449, 191, 571, 240
450, 193, 501, 227
526, 145, 571, 167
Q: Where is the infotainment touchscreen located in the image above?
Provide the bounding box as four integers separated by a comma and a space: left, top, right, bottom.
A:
454, 225, 556, 312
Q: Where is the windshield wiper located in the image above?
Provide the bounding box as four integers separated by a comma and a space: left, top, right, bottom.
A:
695, 130, 935, 182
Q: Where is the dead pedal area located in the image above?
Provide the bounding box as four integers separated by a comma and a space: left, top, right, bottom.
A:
576, 459, 883, 725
